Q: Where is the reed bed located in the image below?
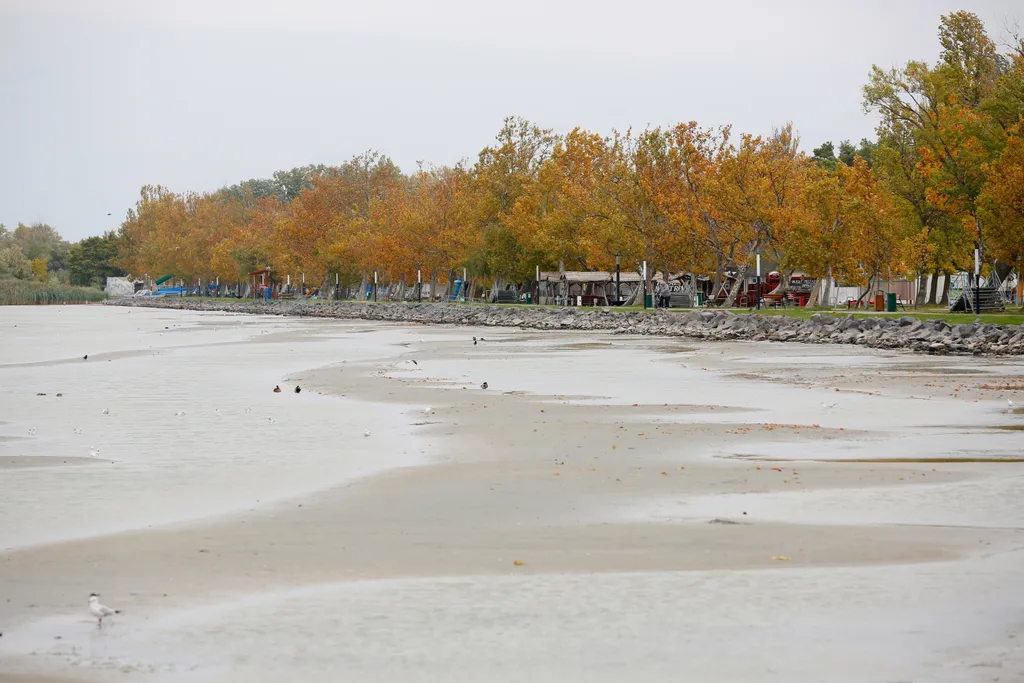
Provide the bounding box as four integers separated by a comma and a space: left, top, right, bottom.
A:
0, 281, 106, 305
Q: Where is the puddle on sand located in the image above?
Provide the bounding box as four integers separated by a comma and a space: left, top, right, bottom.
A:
724, 454, 1024, 464
554, 342, 615, 350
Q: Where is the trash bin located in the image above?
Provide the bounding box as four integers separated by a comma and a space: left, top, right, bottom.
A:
524, 293, 532, 304
874, 293, 884, 312
644, 293, 653, 308
886, 292, 897, 312
696, 292, 705, 307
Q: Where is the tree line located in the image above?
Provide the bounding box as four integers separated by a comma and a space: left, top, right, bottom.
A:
0, 223, 124, 288
9, 12, 1021, 308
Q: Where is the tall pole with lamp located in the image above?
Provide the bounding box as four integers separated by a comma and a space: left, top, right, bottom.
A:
974, 248, 981, 314
642, 261, 648, 310
756, 253, 761, 310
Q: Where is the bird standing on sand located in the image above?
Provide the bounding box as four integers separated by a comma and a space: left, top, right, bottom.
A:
480, 382, 489, 390
821, 402, 837, 409
100, 408, 109, 415
88, 594, 119, 626
364, 430, 371, 437
294, 385, 302, 394
1009, 399, 1015, 409
473, 337, 478, 345
89, 446, 100, 457
83, 355, 88, 360
273, 385, 282, 393
422, 406, 432, 415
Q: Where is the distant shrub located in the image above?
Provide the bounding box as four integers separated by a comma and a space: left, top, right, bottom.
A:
0, 280, 107, 305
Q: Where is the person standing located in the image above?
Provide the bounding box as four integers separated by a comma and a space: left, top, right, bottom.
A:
655, 280, 670, 308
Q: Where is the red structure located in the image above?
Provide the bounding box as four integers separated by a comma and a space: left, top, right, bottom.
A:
250, 268, 272, 300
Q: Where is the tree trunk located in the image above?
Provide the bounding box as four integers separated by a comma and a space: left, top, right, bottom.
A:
914, 266, 929, 308
939, 273, 951, 306
711, 254, 723, 305
724, 265, 748, 308
927, 269, 939, 305
806, 277, 823, 308
559, 259, 567, 306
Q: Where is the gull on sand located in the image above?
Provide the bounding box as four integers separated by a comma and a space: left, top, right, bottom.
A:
821, 402, 837, 409
88, 594, 119, 626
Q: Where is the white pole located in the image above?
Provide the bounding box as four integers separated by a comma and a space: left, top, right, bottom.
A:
335, 273, 339, 285
287, 275, 290, 286
417, 269, 422, 284
374, 271, 378, 284
756, 254, 761, 278
974, 249, 981, 276
536, 265, 540, 281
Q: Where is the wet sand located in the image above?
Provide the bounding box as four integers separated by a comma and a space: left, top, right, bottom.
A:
1, 307, 1023, 682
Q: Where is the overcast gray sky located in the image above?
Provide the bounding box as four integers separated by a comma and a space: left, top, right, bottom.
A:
1, 0, 1020, 241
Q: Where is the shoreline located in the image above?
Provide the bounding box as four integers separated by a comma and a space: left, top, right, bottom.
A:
104, 297, 1024, 355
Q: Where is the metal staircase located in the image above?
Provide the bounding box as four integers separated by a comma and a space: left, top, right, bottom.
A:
949, 273, 1006, 313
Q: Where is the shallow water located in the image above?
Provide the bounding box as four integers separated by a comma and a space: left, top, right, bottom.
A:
0, 307, 429, 548
1, 307, 1023, 682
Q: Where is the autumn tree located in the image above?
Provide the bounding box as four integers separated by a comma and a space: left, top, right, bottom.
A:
464, 117, 556, 283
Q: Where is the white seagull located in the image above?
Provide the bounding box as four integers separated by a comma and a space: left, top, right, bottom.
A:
1009, 399, 1015, 409
100, 408, 109, 415
88, 446, 100, 457
88, 593, 119, 626
364, 430, 371, 437
174, 410, 186, 417
422, 407, 432, 415
821, 402, 837, 409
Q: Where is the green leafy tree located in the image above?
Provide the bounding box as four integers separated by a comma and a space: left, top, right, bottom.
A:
67, 232, 127, 287
811, 142, 837, 172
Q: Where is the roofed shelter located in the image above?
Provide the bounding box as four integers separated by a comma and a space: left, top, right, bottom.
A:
537, 271, 642, 306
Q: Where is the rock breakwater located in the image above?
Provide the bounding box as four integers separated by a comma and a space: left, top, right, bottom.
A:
105, 298, 1024, 355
